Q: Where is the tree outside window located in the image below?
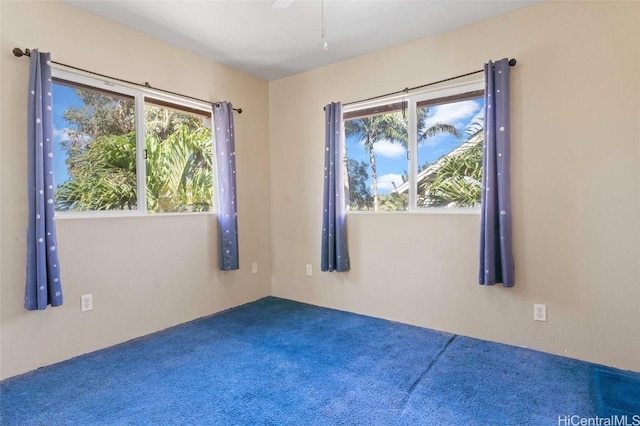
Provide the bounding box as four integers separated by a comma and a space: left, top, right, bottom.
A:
52, 77, 213, 214
344, 86, 483, 212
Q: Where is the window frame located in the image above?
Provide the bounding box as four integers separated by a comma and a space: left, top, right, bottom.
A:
51, 67, 216, 218
343, 78, 484, 214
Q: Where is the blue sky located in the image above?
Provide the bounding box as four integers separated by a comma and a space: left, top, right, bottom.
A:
52, 83, 84, 189
345, 97, 484, 194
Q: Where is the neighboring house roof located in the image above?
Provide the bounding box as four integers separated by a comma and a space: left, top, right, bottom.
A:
393, 132, 483, 194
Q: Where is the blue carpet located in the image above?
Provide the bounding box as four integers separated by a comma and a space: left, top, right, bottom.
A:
1, 297, 639, 425
593, 366, 640, 418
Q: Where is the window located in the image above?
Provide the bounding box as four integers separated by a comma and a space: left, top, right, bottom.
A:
144, 100, 213, 213
344, 81, 484, 212
344, 104, 409, 211
52, 69, 213, 215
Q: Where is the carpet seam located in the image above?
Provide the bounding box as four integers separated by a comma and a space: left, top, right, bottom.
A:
401, 334, 457, 408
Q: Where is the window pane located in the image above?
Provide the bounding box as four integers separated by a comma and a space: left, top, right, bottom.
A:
345, 109, 408, 211
52, 80, 137, 211
144, 102, 213, 213
415, 96, 484, 208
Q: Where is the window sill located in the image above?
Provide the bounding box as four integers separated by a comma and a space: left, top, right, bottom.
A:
54, 211, 216, 220
346, 208, 480, 215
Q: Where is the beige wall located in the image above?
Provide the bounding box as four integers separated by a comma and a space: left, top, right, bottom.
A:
269, 1, 640, 372
0, 1, 271, 379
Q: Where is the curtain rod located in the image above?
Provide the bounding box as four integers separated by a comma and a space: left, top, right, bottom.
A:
12, 47, 243, 114
343, 58, 517, 107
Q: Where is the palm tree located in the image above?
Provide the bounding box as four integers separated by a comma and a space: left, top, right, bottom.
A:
56, 94, 213, 212
345, 112, 406, 211
145, 125, 213, 213
56, 126, 213, 212
55, 133, 138, 210
419, 136, 483, 207
144, 106, 213, 212
416, 106, 462, 140
419, 121, 484, 207
345, 105, 463, 211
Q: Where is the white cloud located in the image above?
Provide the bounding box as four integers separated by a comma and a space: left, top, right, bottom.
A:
52, 127, 80, 145
470, 108, 484, 126
52, 126, 69, 141
420, 100, 481, 131
373, 140, 406, 159
377, 173, 404, 192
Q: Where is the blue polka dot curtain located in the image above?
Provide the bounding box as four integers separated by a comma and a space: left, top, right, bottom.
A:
321, 102, 350, 272
25, 50, 63, 310
213, 102, 239, 270
479, 58, 515, 287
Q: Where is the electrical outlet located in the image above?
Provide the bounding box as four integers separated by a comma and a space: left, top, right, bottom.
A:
306, 264, 312, 276
534, 304, 546, 321
252, 262, 258, 274
81, 294, 93, 312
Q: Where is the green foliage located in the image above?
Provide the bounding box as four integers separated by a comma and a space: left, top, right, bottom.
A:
61, 91, 135, 179
63, 91, 135, 142
344, 113, 408, 151
378, 192, 408, 211
145, 104, 204, 141
346, 159, 373, 210
145, 125, 213, 213
56, 133, 137, 211
55, 88, 213, 213
419, 135, 483, 208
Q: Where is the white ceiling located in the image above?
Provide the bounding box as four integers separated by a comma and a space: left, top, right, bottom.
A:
66, 0, 538, 81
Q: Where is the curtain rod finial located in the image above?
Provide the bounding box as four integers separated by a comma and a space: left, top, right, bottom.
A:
508, 58, 517, 67
12, 47, 26, 57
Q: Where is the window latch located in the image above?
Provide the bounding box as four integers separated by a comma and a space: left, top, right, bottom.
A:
144, 149, 148, 159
